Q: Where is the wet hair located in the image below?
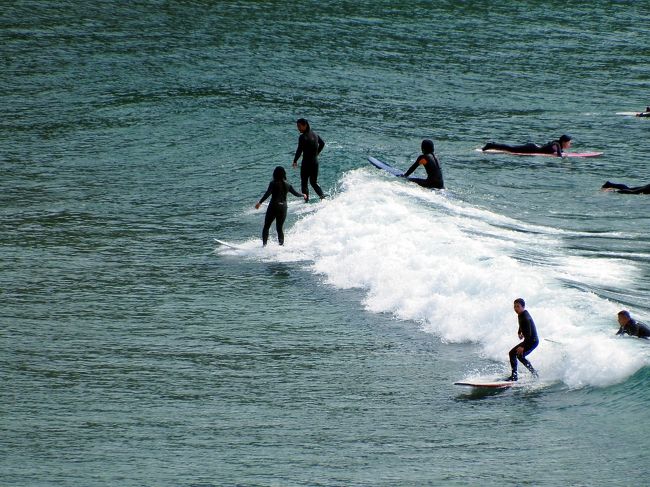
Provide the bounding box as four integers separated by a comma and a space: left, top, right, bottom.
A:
618, 310, 631, 319
421, 139, 434, 154
514, 298, 526, 308
296, 118, 310, 131
272, 166, 287, 181
559, 134, 572, 143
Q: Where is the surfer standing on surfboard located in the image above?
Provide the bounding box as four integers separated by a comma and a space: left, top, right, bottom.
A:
482, 134, 572, 157
292, 118, 326, 201
255, 166, 307, 246
505, 298, 539, 382
401, 139, 444, 189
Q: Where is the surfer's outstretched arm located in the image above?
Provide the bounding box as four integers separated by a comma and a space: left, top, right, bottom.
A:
255, 182, 273, 209
288, 184, 308, 201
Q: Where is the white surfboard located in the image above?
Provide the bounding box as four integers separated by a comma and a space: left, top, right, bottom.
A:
214, 238, 243, 250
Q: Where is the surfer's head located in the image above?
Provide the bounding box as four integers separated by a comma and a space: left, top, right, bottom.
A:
617, 310, 631, 326
273, 166, 287, 181
296, 118, 310, 133
513, 298, 526, 314
421, 139, 434, 154
559, 134, 572, 149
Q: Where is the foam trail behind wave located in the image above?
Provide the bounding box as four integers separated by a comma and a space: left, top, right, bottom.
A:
234, 169, 649, 388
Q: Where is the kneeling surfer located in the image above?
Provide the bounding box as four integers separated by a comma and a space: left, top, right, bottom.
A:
402, 139, 444, 189
482, 134, 572, 157
505, 298, 539, 381
255, 166, 307, 246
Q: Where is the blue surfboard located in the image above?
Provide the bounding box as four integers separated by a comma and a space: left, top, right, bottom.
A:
368, 156, 416, 180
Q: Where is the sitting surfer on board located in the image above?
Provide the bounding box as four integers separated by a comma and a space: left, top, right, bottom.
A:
255, 166, 307, 246
482, 134, 572, 157
401, 139, 444, 189
505, 298, 539, 381
636, 106, 650, 118
615, 310, 650, 339
601, 181, 650, 195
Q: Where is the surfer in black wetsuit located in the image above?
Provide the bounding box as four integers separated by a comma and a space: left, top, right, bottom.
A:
636, 106, 650, 118
601, 181, 650, 194
402, 139, 444, 189
292, 118, 325, 201
482, 134, 572, 157
255, 166, 307, 246
505, 298, 539, 381
615, 310, 650, 339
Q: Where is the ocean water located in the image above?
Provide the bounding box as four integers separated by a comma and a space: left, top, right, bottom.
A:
3, 1, 650, 485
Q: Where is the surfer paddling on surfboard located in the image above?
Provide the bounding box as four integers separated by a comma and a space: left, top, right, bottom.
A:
601, 181, 650, 195
482, 134, 572, 157
401, 139, 444, 189
505, 298, 539, 382
255, 166, 307, 246
615, 310, 650, 338
636, 106, 650, 118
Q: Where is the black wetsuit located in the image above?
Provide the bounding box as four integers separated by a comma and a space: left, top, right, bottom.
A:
637, 112, 650, 118
258, 180, 303, 245
602, 181, 650, 195
293, 129, 325, 200
509, 310, 539, 378
403, 154, 444, 189
483, 140, 563, 156
616, 318, 650, 339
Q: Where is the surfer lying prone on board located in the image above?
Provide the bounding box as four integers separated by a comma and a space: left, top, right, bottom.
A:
482, 134, 572, 157
601, 181, 650, 195
636, 106, 650, 118
255, 166, 307, 246
615, 310, 650, 338
401, 139, 444, 189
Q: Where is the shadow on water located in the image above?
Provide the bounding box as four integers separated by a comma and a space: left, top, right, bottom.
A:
454, 387, 512, 401
265, 262, 293, 279
454, 380, 566, 401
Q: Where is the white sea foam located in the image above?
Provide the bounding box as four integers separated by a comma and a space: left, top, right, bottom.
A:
234, 169, 648, 388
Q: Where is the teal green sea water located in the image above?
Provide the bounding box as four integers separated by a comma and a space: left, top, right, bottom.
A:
3, 2, 650, 485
